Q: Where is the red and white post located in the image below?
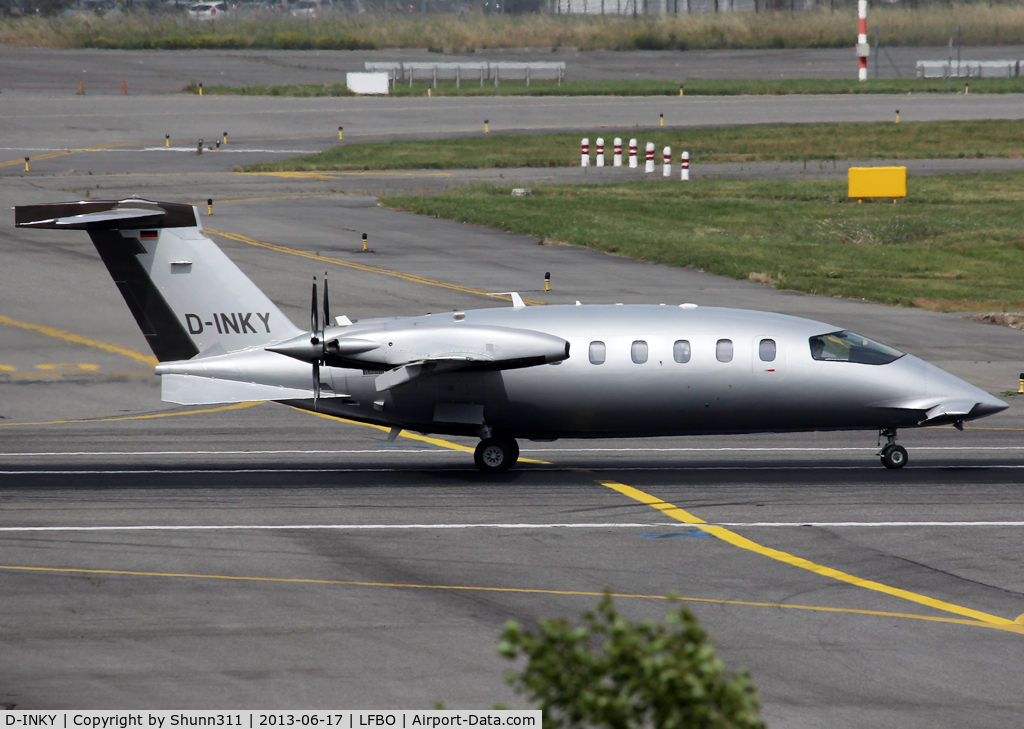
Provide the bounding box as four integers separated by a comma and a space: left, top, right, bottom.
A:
857, 0, 868, 82
596, 137, 605, 167
662, 146, 671, 177
581, 138, 590, 167
680, 150, 690, 181
613, 137, 623, 167
628, 138, 638, 168
644, 142, 655, 173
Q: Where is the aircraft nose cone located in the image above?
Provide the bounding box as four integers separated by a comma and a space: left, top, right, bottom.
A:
972, 393, 1009, 418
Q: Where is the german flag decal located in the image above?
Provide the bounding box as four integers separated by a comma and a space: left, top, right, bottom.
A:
140, 230, 158, 239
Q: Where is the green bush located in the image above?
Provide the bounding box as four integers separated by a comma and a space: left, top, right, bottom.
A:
498, 594, 764, 729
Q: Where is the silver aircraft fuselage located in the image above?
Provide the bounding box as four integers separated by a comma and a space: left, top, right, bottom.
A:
294, 304, 1005, 439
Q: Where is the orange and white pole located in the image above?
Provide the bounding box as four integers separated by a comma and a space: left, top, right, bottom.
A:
857, 0, 868, 82
596, 137, 605, 167
628, 139, 638, 169
581, 137, 590, 167
613, 137, 623, 167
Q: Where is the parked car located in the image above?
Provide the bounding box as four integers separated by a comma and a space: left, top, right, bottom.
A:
0, 0, 31, 16
187, 0, 228, 19
289, 0, 317, 15
290, 0, 331, 16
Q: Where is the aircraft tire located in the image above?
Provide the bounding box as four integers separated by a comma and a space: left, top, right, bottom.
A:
880, 444, 908, 469
474, 437, 517, 473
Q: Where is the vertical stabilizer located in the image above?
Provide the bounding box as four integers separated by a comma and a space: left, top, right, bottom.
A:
15, 198, 303, 361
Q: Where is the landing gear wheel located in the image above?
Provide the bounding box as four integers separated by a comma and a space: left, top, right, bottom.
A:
880, 444, 908, 469
474, 437, 518, 473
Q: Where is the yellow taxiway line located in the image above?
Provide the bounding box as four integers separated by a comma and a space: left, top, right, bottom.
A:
0, 562, 1018, 632
0, 142, 124, 166
208, 229, 546, 306
601, 479, 1020, 629
296, 407, 550, 464
0, 315, 157, 366
0, 402, 262, 428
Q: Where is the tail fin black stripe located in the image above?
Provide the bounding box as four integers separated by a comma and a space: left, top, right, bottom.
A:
89, 231, 199, 363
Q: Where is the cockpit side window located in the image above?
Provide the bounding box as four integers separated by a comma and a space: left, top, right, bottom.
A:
809, 330, 904, 365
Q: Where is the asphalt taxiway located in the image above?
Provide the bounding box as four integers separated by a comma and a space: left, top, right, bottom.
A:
1, 50, 1023, 725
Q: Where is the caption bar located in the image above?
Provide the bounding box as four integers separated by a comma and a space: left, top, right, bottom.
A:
2, 713, 540, 729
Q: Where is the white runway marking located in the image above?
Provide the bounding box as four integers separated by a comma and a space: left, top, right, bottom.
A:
1, 521, 1022, 533
140, 147, 323, 154
526, 446, 1024, 453
0, 146, 321, 154
3, 465, 1024, 474
4, 446, 1024, 457
0, 449, 447, 457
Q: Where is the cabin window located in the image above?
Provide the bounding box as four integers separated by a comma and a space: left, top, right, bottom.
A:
673, 340, 691, 364
631, 340, 648, 364
809, 331, 904, 365
759, 339, 777, 362
589, 341, 606, 365
716, 339, 733, 363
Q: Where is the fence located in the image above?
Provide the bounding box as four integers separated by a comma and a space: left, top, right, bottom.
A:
915, 60, 1019, 78
365, 61, 566, 86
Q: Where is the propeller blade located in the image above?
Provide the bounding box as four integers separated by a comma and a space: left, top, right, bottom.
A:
310, 276, 319, 338
323, 273, 330, 330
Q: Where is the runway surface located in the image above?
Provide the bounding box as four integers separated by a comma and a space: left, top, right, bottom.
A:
1, 48, 1023, 725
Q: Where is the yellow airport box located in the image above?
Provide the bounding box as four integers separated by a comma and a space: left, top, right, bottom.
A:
848, 166, 907, 202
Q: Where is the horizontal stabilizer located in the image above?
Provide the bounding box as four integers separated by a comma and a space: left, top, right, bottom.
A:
15, 199, 197, 230
162, 374, 347, 405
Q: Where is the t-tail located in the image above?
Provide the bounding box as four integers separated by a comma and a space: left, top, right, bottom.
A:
15, 198, 303, 361
15, 198, 317, 406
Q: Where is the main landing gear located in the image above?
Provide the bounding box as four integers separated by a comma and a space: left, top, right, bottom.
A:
877, 428, 908, 469
473, 436, 520, 473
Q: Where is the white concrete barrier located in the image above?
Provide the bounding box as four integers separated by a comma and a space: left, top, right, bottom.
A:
680, 150, 690, 181
629, 138, 638, 169
613, 137, 622, 167
346, 72, 389, 95
916, 60, 1018, 78
644, 142, 655, 173
596, 137, 605, 167
662, 146, 671, 177
581, 138, 590, 167
365, 61, 566, 87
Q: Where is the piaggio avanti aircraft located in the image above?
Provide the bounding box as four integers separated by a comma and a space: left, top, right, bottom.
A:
14, 198, 1008, 472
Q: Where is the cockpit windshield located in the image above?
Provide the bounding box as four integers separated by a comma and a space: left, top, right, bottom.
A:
808, 330, 904, 365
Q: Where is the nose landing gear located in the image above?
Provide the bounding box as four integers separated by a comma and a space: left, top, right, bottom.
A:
877, 428, 908, 469
473, 436, 520, 473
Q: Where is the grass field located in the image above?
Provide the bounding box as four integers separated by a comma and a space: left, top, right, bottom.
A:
5, 3, 1024, 50
382, 173, 1024, 311
242, 120, 1024, 172
189, 77, 1023, 98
